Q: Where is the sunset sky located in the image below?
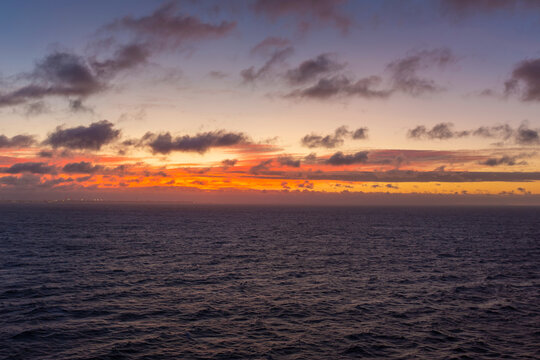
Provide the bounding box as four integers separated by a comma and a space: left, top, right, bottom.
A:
1, 0, 539, 204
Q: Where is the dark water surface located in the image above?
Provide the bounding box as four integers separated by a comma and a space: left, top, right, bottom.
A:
1, 204, 539, 359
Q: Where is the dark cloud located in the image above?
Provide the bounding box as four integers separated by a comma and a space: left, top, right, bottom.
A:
143, 130, 249, 154
108, 2, 236, 49
301, 126, 348, 148
62, 161, 104, 174
408, 123, 469, 140
253, 0, 352, 33
326, 151, 369, 165
386, 48, 455, 96
472, 124, 514, 140
408, 122, 540, 145
0, 134, 36, 148
277, 156, 301, 167
241, 46, 294, 83
286, 75, 391, 99
0, 52, 103, 107
352, 128, 368, 140
301, 126, 368, 148
0, 174, 41, 186
45, 120, 120, 150
263, 169, 540, 183
91, 43, 150, 78
1, 162, 57, 174
285, 53, 345, 85
37, 150, 54, 158
515, 124, 540, 145
221, 158, 238, 168
505, 58, 540, 101
479, 155, 527, 166
386, 184, 399, 189
249, 159, 273, 174
69, 99, 93, 113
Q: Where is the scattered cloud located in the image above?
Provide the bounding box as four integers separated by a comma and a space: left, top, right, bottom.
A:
287, 75, 390, 99
408, 122, 540, 145
301, 126, 368, 148
241, 46, 294, 83
386, 48, 455, 96
505, 58, 540, 101
44, 120, 120, 150
107, 2, 236, 49
249, 159, 273, 174
277, 156, 301, 167
0, 134, 36, 148
62, 161, 104, 174
1, 162, 57, 174
142, 130, 250, 154
325, 151, 369, 165
285, 53, 345, 85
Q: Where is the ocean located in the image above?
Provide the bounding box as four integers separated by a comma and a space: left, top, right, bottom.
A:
1, 204, 539, 359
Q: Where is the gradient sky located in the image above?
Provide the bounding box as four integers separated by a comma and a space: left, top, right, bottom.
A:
1, 0, 539, 204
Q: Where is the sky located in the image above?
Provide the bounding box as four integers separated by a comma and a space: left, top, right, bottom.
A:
0, 0, 539, 204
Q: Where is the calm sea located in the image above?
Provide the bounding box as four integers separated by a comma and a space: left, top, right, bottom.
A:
1, 204, 539, 359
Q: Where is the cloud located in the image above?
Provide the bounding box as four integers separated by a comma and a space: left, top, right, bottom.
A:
250, 37, 291, 56
285, 53, 345, 85
253, 0, 352, 33
515, 123, 540, 145
301, 126, 368, 148
143, 130, 249, 154
386, 48, 455, 96
325, 151, 369, 165
408, 123, 469, 139
44, 120, 120, 150
277, 156, 301, 167
287, 75, 391, 99
479, 155, 527, 166
107, 2, 236, 49
472, 124, 514, 140
0, 52, 103, 107
221, 158, 237, 168
0, 134, 36, 148
505, 58, 540, 101
91, 43, 150, 78
241, 46, 294, 83
264, 169, 540, 183
0, 44, 150, 109
1, 162, 57, 174
249, 159, 273, 174
408, 122, 540, 145
0, 174, 41, 186
62, 161, 104, 174
68, 99, 93, 113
